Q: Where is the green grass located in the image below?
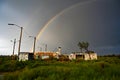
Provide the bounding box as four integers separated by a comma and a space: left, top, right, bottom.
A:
1, 56, 120, 80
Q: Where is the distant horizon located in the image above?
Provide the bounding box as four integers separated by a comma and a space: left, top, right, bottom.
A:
0, 51, 120, 56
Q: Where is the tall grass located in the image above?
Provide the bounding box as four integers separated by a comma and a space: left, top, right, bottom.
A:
2, 57, 120, 80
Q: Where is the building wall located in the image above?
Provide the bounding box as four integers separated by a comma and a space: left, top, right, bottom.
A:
19, 52, 34, 61
35, 52, 57, 59
69, 53, 97, 60
84, 54, 90, 60
69, 54, 76, 60
19, 53, 28, 61
89, 53, 97, 60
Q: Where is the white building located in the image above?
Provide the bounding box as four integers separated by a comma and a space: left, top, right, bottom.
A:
69, 52, 97, 60
19, 52, 34, 61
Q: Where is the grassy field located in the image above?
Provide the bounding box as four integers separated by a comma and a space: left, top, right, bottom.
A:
0, 56, 120, 80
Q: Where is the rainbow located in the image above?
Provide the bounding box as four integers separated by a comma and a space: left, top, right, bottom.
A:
30, 0, 97, 51
36, 0, 96, 41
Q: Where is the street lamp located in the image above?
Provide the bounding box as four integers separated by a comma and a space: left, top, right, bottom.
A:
11, 39, 16, 55
38, 46, 42, 51
45, 44, 47, 51
8, 23, 23, 57
39, 43, 47, 51
29, 36, 36, 54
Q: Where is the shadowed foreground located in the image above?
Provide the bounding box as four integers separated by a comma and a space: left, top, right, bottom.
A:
0, 56, 120, 80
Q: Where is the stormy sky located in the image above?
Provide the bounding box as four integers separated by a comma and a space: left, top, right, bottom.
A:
0, 0, 120, 55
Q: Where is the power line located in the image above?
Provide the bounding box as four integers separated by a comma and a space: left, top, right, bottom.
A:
24, 29, 30, 36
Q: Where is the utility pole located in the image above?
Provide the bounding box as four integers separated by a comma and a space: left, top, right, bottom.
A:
18, 27, 23, 56
12, 39, 16, 55
33, 37, 36, 54
45, 44, 47, 51
29, 36, 36, 54
40, 47, 42, 51
38, 46, 42, 51
8, 23, 23, 59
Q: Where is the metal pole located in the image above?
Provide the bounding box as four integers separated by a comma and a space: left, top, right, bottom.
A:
8, 23, 23, 59
13, 39, 16, 55
33, 37, 36, 54
18, 27, 23, 57
38, 46, 42, 51
45, 44, 47, 51
40, 47, 42, 51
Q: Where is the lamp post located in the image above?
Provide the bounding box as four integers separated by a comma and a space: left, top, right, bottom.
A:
8, 23, 23, 57
38, 46, 42, 51
40, 43, 47, 51
11, 39, 16, 55
45, 44, 47, 51
29, 36, 36, 54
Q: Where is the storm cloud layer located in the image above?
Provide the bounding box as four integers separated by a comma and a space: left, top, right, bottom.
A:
0, 0, 120, 55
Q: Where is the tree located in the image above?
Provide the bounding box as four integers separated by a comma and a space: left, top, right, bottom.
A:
78, 42, 83, 53
78, 41, 93, 60
78, 41, 89, 53
83, 42, 89, 53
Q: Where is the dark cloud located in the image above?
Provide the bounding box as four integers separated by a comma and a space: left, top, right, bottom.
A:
0, 0, 120, 55
38, 0, 120, 54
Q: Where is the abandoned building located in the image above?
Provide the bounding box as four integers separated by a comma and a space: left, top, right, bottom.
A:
19, 52, 34, 61
69, 52, 97, 60
34, 51, 58, 60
